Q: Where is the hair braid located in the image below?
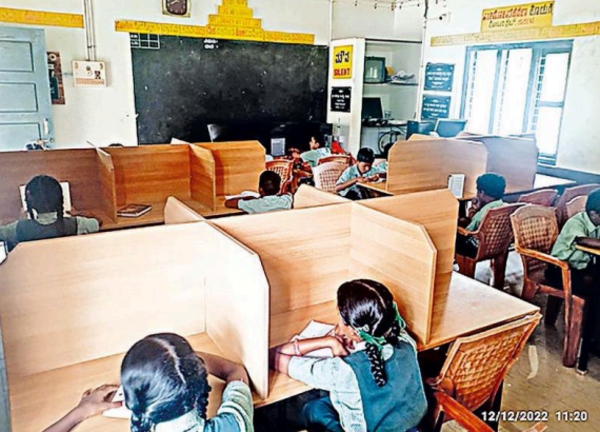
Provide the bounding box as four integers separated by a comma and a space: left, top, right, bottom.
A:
130, 412, 153, 432
385, 318, 403, 347
365, 342, 388, 387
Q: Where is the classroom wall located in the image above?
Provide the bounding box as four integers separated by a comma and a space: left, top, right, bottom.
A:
2, 0, 423, 149
424, 0, 600, 174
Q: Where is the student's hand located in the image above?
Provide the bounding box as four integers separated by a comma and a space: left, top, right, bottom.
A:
467, 198, 480, 218
74, 385, 121, 420
370, 174, 381, 182
326, 336, 349, 357
355, 177, 367, 184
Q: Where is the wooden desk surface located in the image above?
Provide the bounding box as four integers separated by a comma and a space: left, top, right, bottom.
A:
533, 174, 576, 190
576, 244, 600, 256
11, 334, 226, 432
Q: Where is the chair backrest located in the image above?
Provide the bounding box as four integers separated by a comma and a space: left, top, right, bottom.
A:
555, 184, 600, 227
511, 205, 560, 276
566, 195, 588, 220
317, 155, 352, 168
518, 189, 558, 207
434, 313, 541, 412
312, 162, 347, 194
266, 160, 293, 182
476, 203, 525, 260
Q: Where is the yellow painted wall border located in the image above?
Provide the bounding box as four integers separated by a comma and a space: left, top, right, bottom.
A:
0, 7, 84, 29
432, 21, 600, 47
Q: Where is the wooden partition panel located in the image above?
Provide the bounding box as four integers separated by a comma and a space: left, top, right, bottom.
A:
212, 205, 352, 315
293, 185, 350, 209
196, 141, 265, 196
387, 139, 488, 196
0, 149, 107, 223
0, 224, 208, 378
190, 145, 217, 210
105, 145, 192, 206
350, 205, 437, 343
164, 197, 206, 225
95, 148, 118, 221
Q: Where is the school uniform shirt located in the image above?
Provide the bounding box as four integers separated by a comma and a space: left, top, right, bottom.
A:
237, 194, 293, 215
336, 164, 388, 197
552, 212, 600, 270
288, 332, 427, 432
0, 212, 99, 250
466, 200, 504, 232
301, 148, 331, 168
154, 381, 253, 432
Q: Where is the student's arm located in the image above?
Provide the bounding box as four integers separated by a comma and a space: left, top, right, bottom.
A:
197, 352, 249, 385
270, 336, 348, 375
576, 237, 600, 250
224, 197, 258, 210
336, 177, 365, 193
42, 385, 121, 432
0, 222, 19, 249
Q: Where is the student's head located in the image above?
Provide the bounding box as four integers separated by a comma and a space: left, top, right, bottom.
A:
121, 334, 210, 432
476, 173, 506, 204
309, 132, 325, 151
356, 148, 376, 175
259, 170, 281, 197
586, 190, 600, 226
337, 279, 405, 387
24, 175, 65, 220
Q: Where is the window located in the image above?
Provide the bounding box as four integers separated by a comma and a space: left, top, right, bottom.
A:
461, 41, 573, 165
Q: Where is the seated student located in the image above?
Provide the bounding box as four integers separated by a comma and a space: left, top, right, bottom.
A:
271, 279, 427, 432
225, 171, 293, 214
293, 133, 332, 168
0, 175, 100, 251
336, 148, 387, 201
41, 334, 253, 432
456, 173, 506, 258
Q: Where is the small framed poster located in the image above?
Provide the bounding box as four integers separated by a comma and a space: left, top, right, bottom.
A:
333, 45, 353, 79
47, 52, 65, 104
73, 61, 107, 87
422, 95, 451, 120
424, 63, 455, 92
331, 87, 352, 113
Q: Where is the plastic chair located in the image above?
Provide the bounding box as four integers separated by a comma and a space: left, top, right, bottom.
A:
518, 189, 558, 207
266, 160, 293, 193
555, 184, 600, 227
566, 196, 588, 220
312, 162, 347, 194
511, 205, 584, 367
456, 203, 525, 289
317, 155, 352, 168
425, 313, 541, 432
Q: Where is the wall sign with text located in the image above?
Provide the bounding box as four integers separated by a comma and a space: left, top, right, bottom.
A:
424, 63, 455, 92
482, 1, 554, 33
47, 52, 65, 105
333, 45, 353, 79
422, 95, 451, 120
330, 87, 352, 113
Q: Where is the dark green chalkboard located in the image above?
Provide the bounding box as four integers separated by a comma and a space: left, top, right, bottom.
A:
132, 36, 329, 144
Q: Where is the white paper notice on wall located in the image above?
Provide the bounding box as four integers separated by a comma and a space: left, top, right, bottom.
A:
73, 60, 107, 87
448, 174, 466, 199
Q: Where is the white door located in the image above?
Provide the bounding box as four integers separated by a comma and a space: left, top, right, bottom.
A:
0, 26, 54, 151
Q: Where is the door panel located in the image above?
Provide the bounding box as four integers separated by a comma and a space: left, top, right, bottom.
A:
0, 26, 53, 151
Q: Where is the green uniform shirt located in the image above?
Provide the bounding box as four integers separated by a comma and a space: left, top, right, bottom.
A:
237, 194, 293, 214
466, 200, 504, 232
336, 164, 388, 197
301, 148, 331, 168
552, 212, 600, 270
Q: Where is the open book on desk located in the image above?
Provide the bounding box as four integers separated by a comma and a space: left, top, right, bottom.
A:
292, 321, 336, 358
225, 191, 260, 201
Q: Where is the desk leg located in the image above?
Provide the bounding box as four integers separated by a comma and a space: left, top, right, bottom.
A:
577, 288, 599, 373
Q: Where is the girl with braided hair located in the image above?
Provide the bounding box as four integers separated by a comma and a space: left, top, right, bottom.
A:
0, 175, 99, 251
271, 279, 427, 432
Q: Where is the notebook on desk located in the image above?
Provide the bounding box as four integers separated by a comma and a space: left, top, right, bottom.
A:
292, 321, 336, 358
0, 241, 7, 265
103, 386, 130, 419
20, 182, 72, 215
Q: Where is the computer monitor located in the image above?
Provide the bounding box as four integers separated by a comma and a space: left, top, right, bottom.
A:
362, 98, 384, 120
435, 119, 468, 138
406, 120, 436, 139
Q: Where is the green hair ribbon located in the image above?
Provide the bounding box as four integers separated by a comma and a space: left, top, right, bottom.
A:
355, 302, 407, 351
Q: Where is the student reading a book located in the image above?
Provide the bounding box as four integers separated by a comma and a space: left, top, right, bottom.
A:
292, 133, 332, 168
336, 148, 387, 201
0, 175, 100, 251
225, 171, 293, 214
271, 279, 427, 432
121, 333, 253, 432
456, 173, 506, 258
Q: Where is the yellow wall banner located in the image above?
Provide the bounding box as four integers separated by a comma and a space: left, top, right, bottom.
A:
0, 7, 84, 28
333, 45, 353, 79
482, 1, 554, 33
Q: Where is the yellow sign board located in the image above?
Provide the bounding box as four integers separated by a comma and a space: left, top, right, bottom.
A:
0, 7, 83, 28
482, 1, 554, 33
333, 45, 353, 79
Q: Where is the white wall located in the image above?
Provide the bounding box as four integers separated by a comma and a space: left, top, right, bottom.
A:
424, 0, 600, 174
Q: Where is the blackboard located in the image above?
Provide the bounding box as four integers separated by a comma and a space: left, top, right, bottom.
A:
422, 95, 451, 120
424, 63, 455, 92
330, 87, 352, 112
132, 36, 329, 144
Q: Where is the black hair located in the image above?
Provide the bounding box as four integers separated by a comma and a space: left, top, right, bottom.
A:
337, 279, 403, 387
121, 334, 211, 432
357, 148, 375, 164
24, 175, 67, 235
259, 170, 282, 196
476, 173, 506, 200
311, 132, 325, 148
586, 189, 600, 214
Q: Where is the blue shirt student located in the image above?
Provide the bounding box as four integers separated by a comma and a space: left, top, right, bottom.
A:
336, 148, 387, 199
225, 170, 293, 215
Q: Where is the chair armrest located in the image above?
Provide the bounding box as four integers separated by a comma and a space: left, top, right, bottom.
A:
515, 246, 570, 271
458, 226, 478, 237
434, 392, 493, 432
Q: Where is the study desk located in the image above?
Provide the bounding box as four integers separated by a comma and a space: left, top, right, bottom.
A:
255, 272, 540, 407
